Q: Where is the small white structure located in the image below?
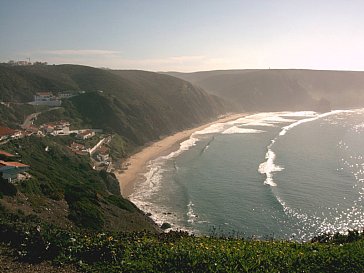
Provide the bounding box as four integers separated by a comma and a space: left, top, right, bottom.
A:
58, 92, 75, 99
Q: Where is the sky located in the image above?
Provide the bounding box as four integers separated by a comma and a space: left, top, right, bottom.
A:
1, 0, 364, 72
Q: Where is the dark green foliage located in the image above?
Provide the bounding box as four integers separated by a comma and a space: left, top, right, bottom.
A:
0, 64, 228, 150
0, 103, 35, 128
18, 179, 42, 195
0, 213, 363, 272
311, 230, 363, 244
67, 199, 104, 231
99, 171, 121, 196
161, 222, 172, 230
0, 178, 17, 196
64, 184, 104, 231
105, 195, 136, 212
0, 137, 141, 230
108, 134, 126, 159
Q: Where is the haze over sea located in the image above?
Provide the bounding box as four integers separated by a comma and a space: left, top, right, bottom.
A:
130, 109, 364, 241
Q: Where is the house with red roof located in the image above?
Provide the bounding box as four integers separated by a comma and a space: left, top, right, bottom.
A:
69, 142, 89, 155
0, 160, 30, 182
0, 150, 15, 161
76, 130, 95, 140
0, 127, 16, 141
95, 145, 110, 162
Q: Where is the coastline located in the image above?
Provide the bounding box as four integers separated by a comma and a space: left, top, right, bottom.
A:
115, 113, 245, 197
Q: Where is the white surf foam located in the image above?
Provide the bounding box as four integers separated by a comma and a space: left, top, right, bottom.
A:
222, 126, 265, 134
162, 135, 199, 160
279, 110, 353, 136
258, 110, 345, 187
258, 149, 284, 186
263, 116, 296, 123
195, 123, 227, 135
281, 111, 317, 117
187, 201, 198, 224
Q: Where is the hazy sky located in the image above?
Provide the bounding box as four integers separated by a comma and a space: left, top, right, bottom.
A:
1, 0, 363, 72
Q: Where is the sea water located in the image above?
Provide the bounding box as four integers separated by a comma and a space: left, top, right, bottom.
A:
130, 109, 364, 241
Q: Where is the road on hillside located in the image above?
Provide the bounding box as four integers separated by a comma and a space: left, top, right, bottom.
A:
21, 107, 62, 129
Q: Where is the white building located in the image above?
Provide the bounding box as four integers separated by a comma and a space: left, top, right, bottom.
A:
31, 92, 61, 106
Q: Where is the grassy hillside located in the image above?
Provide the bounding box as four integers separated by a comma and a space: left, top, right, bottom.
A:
0, 136, 157, 233
0, 212, 363, 272
166, 69, 364, 111
0, 64, 229, 233
0, 64, 229, 148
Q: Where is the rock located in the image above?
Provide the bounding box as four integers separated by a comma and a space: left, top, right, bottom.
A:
161, 222, 172, 230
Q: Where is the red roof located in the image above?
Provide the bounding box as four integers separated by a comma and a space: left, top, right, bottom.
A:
79, 130, 93, 136
98, 146, 109, 155
70, 142, 85, 150
0, 127, 16, 137
0, 160, 29, 168
0, 150, 15, 157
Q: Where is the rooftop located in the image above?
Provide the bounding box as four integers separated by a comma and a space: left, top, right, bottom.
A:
0, 150, 15, 157
0, 127, 16, 137
36, 92, 53, 96
0, 160, 29, 168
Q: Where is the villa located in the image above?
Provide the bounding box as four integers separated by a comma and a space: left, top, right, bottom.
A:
0, 160, 30, 182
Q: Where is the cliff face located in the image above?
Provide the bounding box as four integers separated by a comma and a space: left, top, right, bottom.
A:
166, 69, 364, 111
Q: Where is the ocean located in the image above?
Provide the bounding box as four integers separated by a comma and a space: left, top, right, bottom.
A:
130, 109, 364, 241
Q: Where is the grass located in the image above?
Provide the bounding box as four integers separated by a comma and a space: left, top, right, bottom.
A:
0, 212, 363, 273
0, 136, 153, 232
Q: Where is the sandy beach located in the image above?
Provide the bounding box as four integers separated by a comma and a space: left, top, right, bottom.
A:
115, 113, 245, 197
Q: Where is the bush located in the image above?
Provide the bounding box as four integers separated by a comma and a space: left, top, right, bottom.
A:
0, 178, 17, 196
68, 200, 104, 230
106, 195, 136, 212
65, 185, 104, 230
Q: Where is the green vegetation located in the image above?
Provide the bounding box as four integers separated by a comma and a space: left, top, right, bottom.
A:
0, 64, 228, 151
0, 103, 35, 128
4, 64, 364, 272
0, 136, 156, 232
65, 184, 104, 231
0, 212, 363, 272
108, 134, 127, 160
0, 178, 17, 197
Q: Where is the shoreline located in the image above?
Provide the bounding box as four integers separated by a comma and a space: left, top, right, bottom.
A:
115, 113, 246, 197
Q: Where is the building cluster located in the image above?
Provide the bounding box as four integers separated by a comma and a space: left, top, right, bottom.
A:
95, 145, 110, 163
0, 107, 111, 173
30, 91, 78, 107
69, 134, 111, 167
0, 127, 28, 141
6, 60, 47, 66
39, 120, 70, 136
